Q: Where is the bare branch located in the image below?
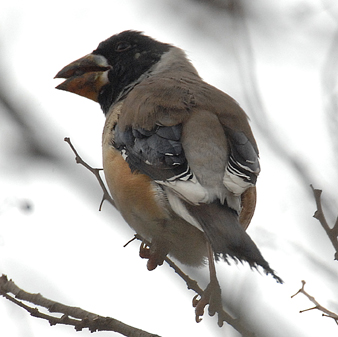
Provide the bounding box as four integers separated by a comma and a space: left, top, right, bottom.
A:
310, 185, 338, 260
164, 257, 204, 296
0, 274, 160, 336
64, 137, 116, 210
291, 280, 338, 325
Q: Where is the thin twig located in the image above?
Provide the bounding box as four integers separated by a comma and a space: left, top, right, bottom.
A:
310, 185, 338, 260
291, 280, 338, 325
0, 274, 160, 337
164, 257, 203, 296
64, 137, 116, 210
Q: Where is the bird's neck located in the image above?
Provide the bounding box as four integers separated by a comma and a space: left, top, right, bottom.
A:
151, 47, 200, 78
100, 47, 200, 116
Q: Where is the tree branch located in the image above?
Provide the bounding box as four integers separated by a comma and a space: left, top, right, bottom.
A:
310, 185, 338, 260
291, 280, 338, 325
64, 137, 116, 210
0, 274, 160, 337
0, 137, 257, 335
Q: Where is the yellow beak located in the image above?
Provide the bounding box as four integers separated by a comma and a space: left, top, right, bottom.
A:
55, 54, 111, 102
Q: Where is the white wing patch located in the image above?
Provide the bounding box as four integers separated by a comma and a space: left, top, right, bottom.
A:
156, 173, 214, 205
165, 189, 204, 232
223, 170, 252, 196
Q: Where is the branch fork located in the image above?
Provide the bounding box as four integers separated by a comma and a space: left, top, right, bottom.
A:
310, 185, 338, 260
291, 280, 338, 324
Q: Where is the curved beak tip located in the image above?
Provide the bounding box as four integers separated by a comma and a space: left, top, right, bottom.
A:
54, 54, 110, 102
54, 71, 64, 79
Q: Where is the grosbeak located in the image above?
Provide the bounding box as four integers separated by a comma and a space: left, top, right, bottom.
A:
55, 30, 282, 320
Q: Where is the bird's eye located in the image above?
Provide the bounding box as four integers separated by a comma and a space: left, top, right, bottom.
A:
115, 41, 131, 52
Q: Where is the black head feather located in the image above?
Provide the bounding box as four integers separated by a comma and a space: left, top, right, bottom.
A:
93, 31, 171, 113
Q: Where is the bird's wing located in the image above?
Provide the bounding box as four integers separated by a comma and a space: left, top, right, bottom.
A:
116, 75, 260, 205
115, 75, 197, 191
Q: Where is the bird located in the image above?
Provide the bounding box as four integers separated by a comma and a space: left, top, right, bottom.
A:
55, 30, 282, 321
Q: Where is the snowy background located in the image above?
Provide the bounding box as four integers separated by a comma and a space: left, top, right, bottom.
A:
1, 0, 338, 336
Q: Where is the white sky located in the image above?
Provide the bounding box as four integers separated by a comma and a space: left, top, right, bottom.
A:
1, 1, 338, 336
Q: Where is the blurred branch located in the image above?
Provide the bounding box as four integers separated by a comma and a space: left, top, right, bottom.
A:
231, 3, 312, 181
310, 185, 338, 260
322, 9, 338, 169
0, 79, 56, 161
291, 280, 338, 324
190, 0, 235, 11
228, 1, 337, 220
0, 275, 160, 337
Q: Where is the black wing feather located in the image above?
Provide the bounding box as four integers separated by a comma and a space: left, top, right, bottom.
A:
227, 130, 260, 185
114, 123, 191, 181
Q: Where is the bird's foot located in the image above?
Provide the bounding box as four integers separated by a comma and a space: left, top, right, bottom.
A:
139, 241, 151, 259
192, 278, 222, 323
139, 241, 165, 271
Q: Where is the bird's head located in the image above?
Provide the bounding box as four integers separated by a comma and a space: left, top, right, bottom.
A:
55, 30, 171, 114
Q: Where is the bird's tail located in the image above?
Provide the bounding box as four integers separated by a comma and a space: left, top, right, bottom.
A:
183, 201, 283, 283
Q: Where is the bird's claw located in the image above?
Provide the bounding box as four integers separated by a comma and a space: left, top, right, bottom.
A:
139, 241, 165, 271
139, 241, 151, 259
192, 279, 222, 322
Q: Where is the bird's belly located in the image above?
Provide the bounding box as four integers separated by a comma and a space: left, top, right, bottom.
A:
102, 146, 207, 266
103, 147, 166, 230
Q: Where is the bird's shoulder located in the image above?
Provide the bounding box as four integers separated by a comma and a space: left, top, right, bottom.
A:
117, 73, 195, 130
116, 74, 257, 152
